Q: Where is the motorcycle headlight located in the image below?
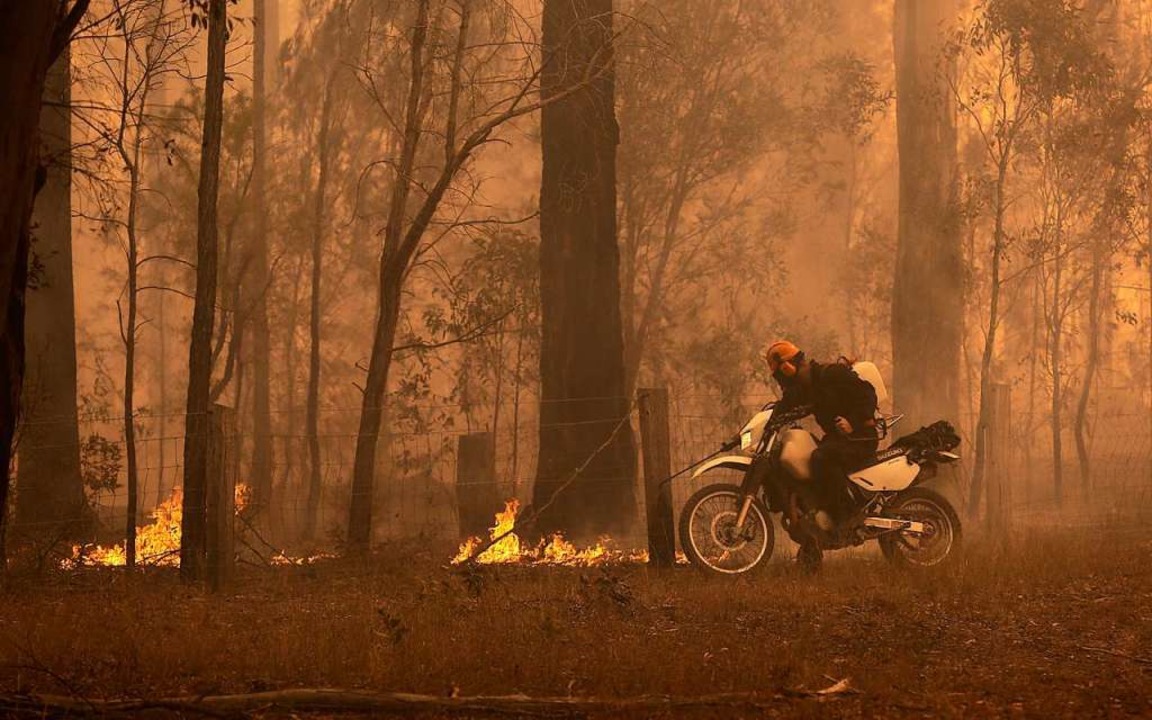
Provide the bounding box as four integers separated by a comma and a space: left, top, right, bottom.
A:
740, 431, 753, 450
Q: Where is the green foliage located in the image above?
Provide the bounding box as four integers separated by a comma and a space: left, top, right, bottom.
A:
969, 0, 1110, 103
808, 53, 893, 143
79, 433, 122, 505
418, 228, 540, 426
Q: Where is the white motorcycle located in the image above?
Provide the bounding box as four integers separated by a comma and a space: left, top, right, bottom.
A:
678, 363, 963, 574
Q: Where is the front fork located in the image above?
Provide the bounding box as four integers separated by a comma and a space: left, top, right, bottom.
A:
735, 495, 754, 529
735, 456, 764, 531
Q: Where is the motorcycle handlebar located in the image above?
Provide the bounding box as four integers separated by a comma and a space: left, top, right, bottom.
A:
770, 405, 812, 427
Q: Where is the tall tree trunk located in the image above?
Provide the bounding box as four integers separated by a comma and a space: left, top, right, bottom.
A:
123, 155, 144, 568
347, 0, 431, 550
282, 253, 303, 531
509, 327, 525, 496
1, 0, 87, 567
1073, 244, 1102, 501
304, 79, 334, 542
843, 142, 860, 353
157, 278, 169, 504
968, 154, 1010, 516
891, 0, 962, 429
248, 0, 273, 524
1025, 270, 1040, 507
15, 47, 86, 542
180, 0, 226, 582
1147, 138, 1152, 491
533, 0, 637, 539
348, 279, 403, 549
1049, 222, 1064, 509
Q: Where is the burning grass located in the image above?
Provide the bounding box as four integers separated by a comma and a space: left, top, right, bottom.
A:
63, 489, 190, 568
452, 499, 655, 566
2, 526, 1149, 718
63, 485, 333, 570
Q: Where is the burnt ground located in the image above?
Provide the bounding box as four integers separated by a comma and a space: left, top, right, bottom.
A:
0, 525, 1149, 718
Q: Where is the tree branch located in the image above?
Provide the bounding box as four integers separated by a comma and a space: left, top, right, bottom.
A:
392, 307, 514, 356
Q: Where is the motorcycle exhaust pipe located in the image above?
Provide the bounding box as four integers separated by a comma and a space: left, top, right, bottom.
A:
864, 516, 927, 534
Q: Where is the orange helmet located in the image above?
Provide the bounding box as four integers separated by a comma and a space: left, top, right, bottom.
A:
764, 340, 804, 378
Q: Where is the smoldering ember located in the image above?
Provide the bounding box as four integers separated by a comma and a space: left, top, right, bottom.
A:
0, 0, 1149, 718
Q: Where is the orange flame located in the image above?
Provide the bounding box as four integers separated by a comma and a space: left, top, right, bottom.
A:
451, 499, 653, 566
66, 484, 244, 568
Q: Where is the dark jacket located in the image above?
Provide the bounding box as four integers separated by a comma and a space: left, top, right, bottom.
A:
779, 361, 878, 439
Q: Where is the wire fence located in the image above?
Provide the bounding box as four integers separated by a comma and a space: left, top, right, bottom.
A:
9, 389, 1152, 567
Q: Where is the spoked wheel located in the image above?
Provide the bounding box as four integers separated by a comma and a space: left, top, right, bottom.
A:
679, 484, 774, 575
879, 487, 962, 568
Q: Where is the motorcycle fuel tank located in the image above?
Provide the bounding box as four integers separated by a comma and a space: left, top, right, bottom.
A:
778, 429, 818, 480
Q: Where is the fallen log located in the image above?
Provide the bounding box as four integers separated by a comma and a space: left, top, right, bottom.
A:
0, 683, 855, 718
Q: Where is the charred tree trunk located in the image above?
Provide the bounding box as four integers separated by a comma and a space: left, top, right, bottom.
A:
304, 79, 334, 542
533, 0, 637, 539
122, 153, 144, 568
181, 0, 227, 582
348, 279, 403, 549
249, 0, 273, 524
0, 0, 87, 567
15, 47, 86, 542
892, 0, 962, 429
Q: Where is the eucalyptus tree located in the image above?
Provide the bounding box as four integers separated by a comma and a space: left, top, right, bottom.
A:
948, 0, 1108, 513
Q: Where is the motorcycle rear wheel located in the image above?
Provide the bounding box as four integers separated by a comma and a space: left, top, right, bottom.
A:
878, 487, 962, 568
679, 483, 774, 575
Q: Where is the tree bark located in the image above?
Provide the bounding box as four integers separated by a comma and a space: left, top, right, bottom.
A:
1049, 217, 1064, 509
181, 0, 227, 582
0, 0, 87, 567
892, 0, 962, 429
968, 152, 1010, 516
533, 0, 637, 539
122, 142, 144, 569
347, 0, 431, 550
304, 78, 334, 542
249, 0, 273, 524
15, 46, 86, 542
1073, 244, 1102, 501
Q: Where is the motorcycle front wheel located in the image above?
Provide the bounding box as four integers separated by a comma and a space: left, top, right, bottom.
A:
678, 484, 774, 575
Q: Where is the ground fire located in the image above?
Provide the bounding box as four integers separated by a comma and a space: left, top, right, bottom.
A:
452, 499, 653, 566
66, 484, 257, 568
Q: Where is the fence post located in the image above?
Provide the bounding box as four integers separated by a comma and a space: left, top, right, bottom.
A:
455, 432, 500, 538
205, 404, 236, 591
986, 383, 1012, 535
638, 388, 676, 567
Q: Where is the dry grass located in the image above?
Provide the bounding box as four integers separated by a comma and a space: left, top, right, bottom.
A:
1, 527, 1150, 718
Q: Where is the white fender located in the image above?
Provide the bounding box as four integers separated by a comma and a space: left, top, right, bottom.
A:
691, 454, 753, 479
849, 456, 919, 491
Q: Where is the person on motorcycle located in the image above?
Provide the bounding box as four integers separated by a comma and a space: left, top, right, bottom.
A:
764, 340, 879, 530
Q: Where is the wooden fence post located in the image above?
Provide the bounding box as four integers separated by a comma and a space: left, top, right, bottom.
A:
206, 404, 236, 591
986, 383, 1012, 534
638, 388, 676, 567
455, 432, 500, 538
